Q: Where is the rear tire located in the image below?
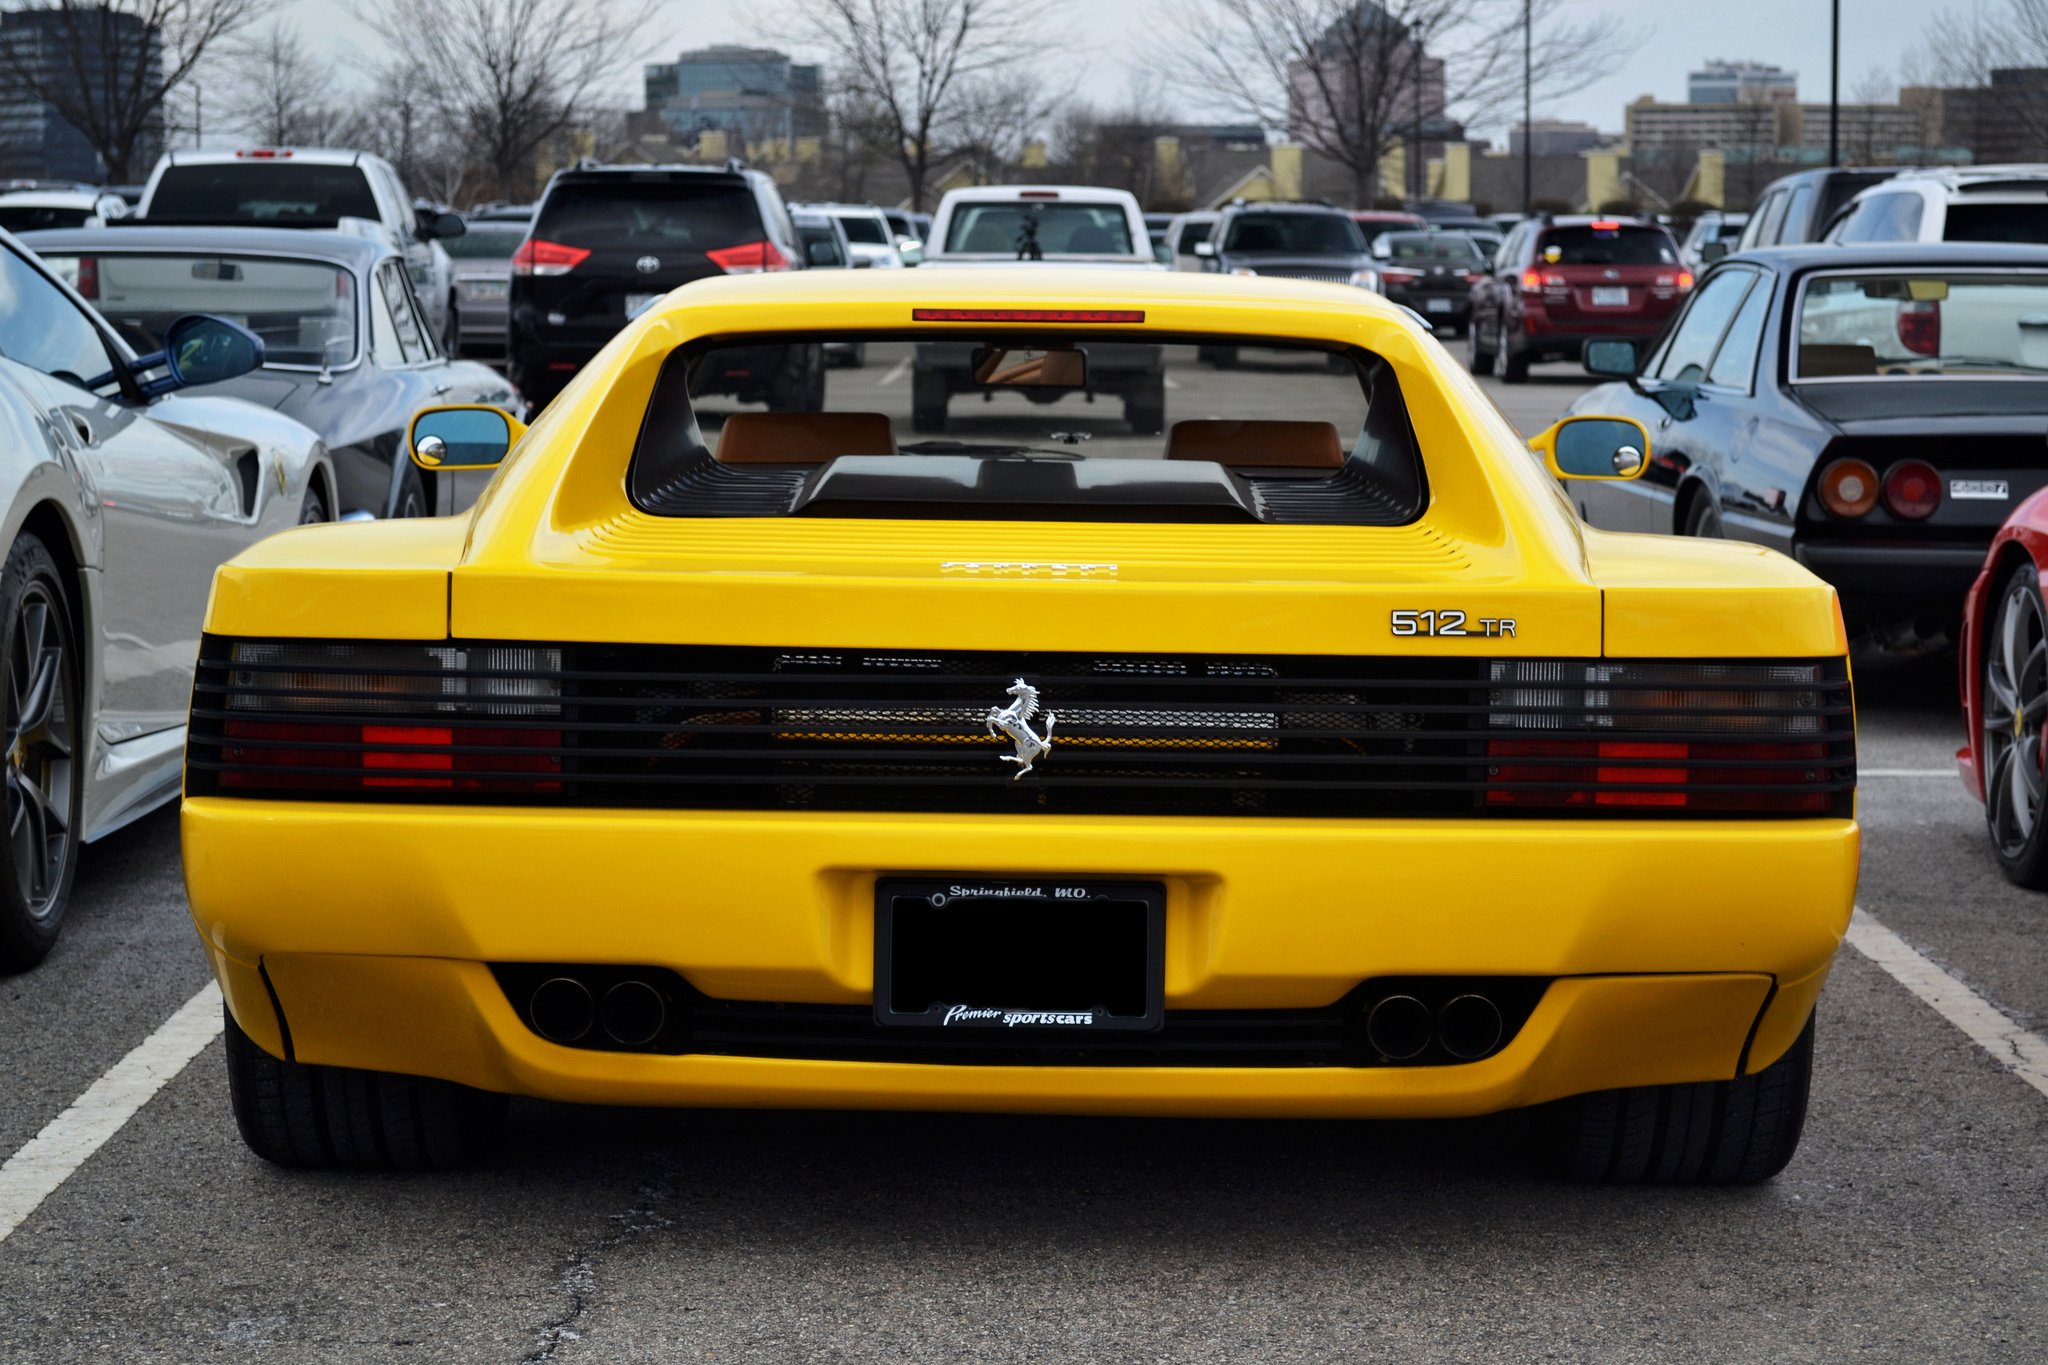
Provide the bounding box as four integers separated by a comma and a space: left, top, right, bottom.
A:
392, 464, 428, 519
224, 1005, 507, 1170
0, 534, 79, 972
1684, 493, 1724, 538
1548, 1013, 1814, 1184
1501, 344, 1530, 383
1199, 345, 1239, 369
1467, 320, 1496, 375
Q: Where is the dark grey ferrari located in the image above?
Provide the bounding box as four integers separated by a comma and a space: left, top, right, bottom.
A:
23, 226, 524, 518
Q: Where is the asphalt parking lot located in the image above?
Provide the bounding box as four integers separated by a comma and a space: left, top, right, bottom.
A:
1, 352, 2044, 1363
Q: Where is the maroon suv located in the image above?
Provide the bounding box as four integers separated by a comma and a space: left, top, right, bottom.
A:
1468, 216, 1690, 382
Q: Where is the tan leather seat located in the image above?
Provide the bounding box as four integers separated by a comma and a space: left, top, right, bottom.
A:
1797, 344, 1879, 378
1164, 419, 1345, 469
714, 412, 897, 464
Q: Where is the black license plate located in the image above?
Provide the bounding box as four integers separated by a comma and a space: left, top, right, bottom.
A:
874, 877, 1165, 1031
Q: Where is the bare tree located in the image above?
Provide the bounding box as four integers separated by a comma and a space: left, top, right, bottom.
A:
371, 0, 662, 203
1906, 0, 2048, 155
1047, 86, 1182, 205
782, 0, 1057, 210
217, 21, 379, 148
949, 69, 1064, 184
0, 0, 259, 181
1161, 0, 1633, 210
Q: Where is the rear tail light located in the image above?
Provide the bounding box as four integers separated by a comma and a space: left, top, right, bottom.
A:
511, 239, 591, 276
1881, 459, 1942, 520
1461, 271, 1484, 285
1897, 299, 1941, 356
1818, 457, 1880, 518
1485, 659, 1851, 814
1380, 266, 1421, 283
1677, 270, 1694, 291
1520, 269, 1543, 293
74, 255, 96, 300
705, 239, 791, 274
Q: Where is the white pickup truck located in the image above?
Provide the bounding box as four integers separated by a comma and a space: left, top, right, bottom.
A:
915, 185, 1166, 432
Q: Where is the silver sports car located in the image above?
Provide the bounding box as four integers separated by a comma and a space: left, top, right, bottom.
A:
0, 228, 331, 969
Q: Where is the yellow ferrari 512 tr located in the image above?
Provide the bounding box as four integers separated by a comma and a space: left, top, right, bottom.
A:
180, 269, 1859, 1183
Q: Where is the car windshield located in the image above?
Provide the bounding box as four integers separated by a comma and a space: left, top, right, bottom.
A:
633, 336, 1423, 528
148, 163, 380, 223
1796, 272, 2048, 378
536, 179, 761, 251
838, 215, 889, 245
1375, 232, 1485, 262
48, 252, 357, 368
943, 203, 1135, 255
1944, 202, 2048, 242
1223, 213, 1365, 254
0, 204, 91, 231
442, 223, 526, 259
1536, 226, 1677, 266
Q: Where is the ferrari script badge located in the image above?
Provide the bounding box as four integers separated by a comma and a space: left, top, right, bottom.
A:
986, 679, 1055, 779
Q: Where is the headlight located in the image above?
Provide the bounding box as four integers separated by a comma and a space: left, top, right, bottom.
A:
1350, 268, 1380, 291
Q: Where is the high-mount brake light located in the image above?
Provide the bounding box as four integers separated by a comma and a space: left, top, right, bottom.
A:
705, 239, 791, 274
234, 148, 293, 159
1818, 457, 1880, 518
912, 308, 1145, 323
1589, 219, 1621, 230
1882, 459, 1942, 520
511, 239, 591, 276
1018, 190, 1062, 199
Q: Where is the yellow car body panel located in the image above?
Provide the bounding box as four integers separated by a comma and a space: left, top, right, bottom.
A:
184, 267, 1860, 1116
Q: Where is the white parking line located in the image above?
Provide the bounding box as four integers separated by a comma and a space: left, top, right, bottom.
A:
878, 358, 910, 386
1846, 909, 2048, 1101
0, 982, 222, 1244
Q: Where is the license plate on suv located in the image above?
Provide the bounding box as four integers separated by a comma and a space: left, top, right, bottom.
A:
873, 877, 1165, 1031
1590, 286, 1629, 306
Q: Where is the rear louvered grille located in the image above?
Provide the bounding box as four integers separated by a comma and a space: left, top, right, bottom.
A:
185, 640, 1856, 818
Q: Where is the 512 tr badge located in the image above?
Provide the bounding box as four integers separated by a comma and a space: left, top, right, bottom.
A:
1390, 609, 1517, 638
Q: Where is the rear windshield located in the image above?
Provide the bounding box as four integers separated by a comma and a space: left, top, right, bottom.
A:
943, 203, 1135, 255
1374, 232, 1485, 262
1223, 213, 1366, 254
1796, 271, 2048, 378
536, 179, 762, 251
796, 223, 845, 264
627, 335, 1424, 527
149, 163, 379, 223
1536, 226, 1677, 266
838, 215, 889, 245
1944, 202, 2048, 242
49, 252, 356, 367
0, 205, 90, 231
442, 222, 526, 259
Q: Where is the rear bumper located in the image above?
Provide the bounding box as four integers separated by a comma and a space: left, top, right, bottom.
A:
184, 800, 1859, 1116
1794, 541, 1986, 614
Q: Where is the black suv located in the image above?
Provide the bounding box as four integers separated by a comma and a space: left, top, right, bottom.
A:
1196, 202, 1377, 366
509, 164, 819, 410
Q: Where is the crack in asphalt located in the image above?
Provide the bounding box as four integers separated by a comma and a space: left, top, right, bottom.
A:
523, 1163, 678, 1362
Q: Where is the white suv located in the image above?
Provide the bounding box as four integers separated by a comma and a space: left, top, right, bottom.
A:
923, 185, 1160, 268
137, 147, 466, 349
790, 203, 908, 268
1824, 165, 2048, 245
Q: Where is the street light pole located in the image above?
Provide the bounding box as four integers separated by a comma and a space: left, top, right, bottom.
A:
1522, 0, 1532, 213
1828, 0, 1840, 166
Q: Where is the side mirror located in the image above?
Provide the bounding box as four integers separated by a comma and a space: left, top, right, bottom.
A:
898, 240, 923, 266
805, 240, 841, 267
1193, 240, 1216, 258
419, 210, 467, 241
410, 404, 525, 473
120, 314, 266, 396
1699, 239, 1728, 263
1528, 415, 1651, 481
1582, 338, 1639, 379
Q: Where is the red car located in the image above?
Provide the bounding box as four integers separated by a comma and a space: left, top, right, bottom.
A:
1468, 215, 1690, 382
1959, 490, 2048, 885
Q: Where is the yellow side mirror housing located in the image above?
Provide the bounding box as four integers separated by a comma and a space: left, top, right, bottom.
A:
1528, 415, 1651, 481
409, 405, 527, 473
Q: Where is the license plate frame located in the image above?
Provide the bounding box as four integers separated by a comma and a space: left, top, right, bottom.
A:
625, 292, 662, 319
1590, 285, 1629, 307
468, 279, 509, 301
873, 876, 1166, 1032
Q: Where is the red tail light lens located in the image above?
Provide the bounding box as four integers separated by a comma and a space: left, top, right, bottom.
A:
1461, 271, 1485, 285
73, 255, 97, 300
1677, 270, 1694, 291
1896, 299, 1941, 356
1520, 269, 1543, 293
1818, 457, 1880, 518
1380, 266, 1421, 283
1881, 459, 1942, 520
913, 308, 1146, 323
1486, 739, 1832, 811
220, 721, 562, 792
511, 239, 591, 276
705, 239, 791, 274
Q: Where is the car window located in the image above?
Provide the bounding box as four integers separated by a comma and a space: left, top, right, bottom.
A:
1837, 193, 1923, 243
1944, 202, 2048, 242
1796, 270, 2048, 378
838, 214, 889, 245
1705, 273, 1772, 390
944, 202, 1136, 255
1746, 190, 1785, 248
442, 223, 527, 260
1652, 269, 1755, 383
796, 223, 847, 266
376, 262, 429, 363
1779, 185, 1814, 243
1374, 232, 1486, 262
1221, 212, 1366, 254
50, 251, 357, 369
148, 162, 381, 224
0, 244, 115, 390
536, 178, 763, 252
1173, 220, 1213, 255
1534, 226, 1677, 266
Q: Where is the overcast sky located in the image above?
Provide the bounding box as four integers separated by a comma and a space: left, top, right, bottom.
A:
274, 0, 1978, 144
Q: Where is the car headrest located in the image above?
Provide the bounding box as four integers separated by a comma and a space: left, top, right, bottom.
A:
1164, 420, 1345, 469
714, 412, 897, 464
1797, 344, 1879, 378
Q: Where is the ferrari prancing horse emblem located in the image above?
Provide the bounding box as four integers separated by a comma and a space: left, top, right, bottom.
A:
986, 679, 1055, 779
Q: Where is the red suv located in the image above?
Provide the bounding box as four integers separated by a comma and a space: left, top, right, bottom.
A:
1468, 216, 1690, 382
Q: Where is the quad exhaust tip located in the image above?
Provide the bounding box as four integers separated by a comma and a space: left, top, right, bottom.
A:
601, 979, 667, 1047
1436, 993, 1504, 1060
530, 976, 596, 1044
1363, 989, 1507, 1062
1365, 994, 1433, 1060
529, 974, 670, 1048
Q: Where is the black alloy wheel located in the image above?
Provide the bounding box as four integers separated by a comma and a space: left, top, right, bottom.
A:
1684, 495, 1724, 538
394, 464, 428, 519
0, 533, 80, 971
1982, 561, 2048, 887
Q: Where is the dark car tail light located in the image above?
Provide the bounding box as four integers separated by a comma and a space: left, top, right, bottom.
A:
1881, 459, 1942, 520
705, 239, 791, 274
1650, 271, 1693, 299
1461, 271, 1484, 285
1381, 266, 1422, 283
73, 255, 97, 300
1818, 458, 1880, 518
1896, 299, 1941, 355
511, 239, 592, 277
